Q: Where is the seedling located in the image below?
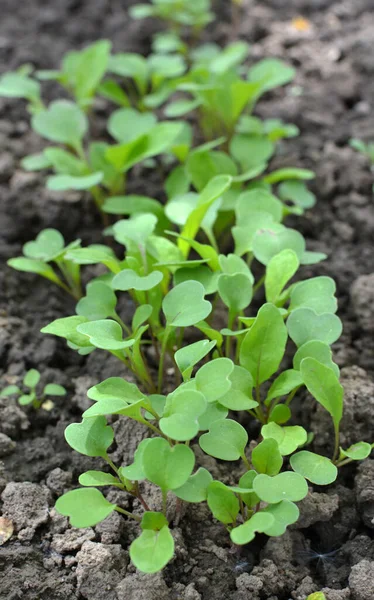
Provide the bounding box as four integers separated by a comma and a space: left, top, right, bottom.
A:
1, 369, 66, 410
129, 0, 214, 35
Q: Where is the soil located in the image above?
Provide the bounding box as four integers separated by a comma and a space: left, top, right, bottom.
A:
1, 0, 374, 599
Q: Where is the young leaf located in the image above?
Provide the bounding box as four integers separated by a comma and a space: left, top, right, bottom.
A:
279, 180, 316, 209
0, 72, 41, 103
83, 398, 145, 420
199, 419, 248, 461
287, 308, 343, 347
32, 100, 87, 151
79, 471, 121, 487
265, 250, 299, 304
41, 315, 92, 348
142, 438, 195, 491
162, 281, 212, 327
252, 226, 305, 266
64, 416, 114, 457
236, 188, 283, 224
55, 488, 116, 527
293, 341, 340, 378
340, 442, 373, 461
290, 451, 338, 485
240, 303, 288, 385
248, 58, 295, 92
207, 481, 239, 525
261, 423, 307, 456
198, 402, 228, 431
230, 512, 275, 545
253, 472, 308, 503
113, 214, 157, 247
289, 277, 337, 315
175, 340, 217, 380
87, 377, 145, 404
160, 390, 207, 441
0, 385, 21, 397
47, 172, 103, 191
44, 384, 66, 396
130, 525, 174, 574
23, 369, 40, 389
217, 273, 253, 312
195, 357, 234, 403
173, 468, 213, 503
268, 405, 292, 425
120, 439, 153, 481
300, 358, 343, 429
262, 500, 300, 536
217, 366, 257, 411
76, 282, 117, 321
112, 269, 163, 291
23, 229, 65, 261
108, 108, 157, 143
265, 370, 303, 404
76, 319, 135, 350
252, 438, 283, 476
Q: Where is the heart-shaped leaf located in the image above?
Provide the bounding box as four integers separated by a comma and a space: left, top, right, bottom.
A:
219, 254, 254, 281
230, 512, 275, 545
130, 524, 174, 574
113, 214, 158, 247
233, 212, 274, 256
236, 189, 283, 223
32, 100, 87, 150
77, 319, 135, 350
252, 438, 283, 476
83, 398, 145, 420
195, 357, 234, 403
23, 229, 65, 262
289, 277, 337, 315
162, 281, 212, 327
108, 108, 157, 143
261, 423, 307, 456
218, 273, 253, 312
217, 365, 257, 411
55, 488, 116, 527
293, 341, 340, 378
76, 282, 117, 321
279, 180, 316, 209
87, 377, 145, 404
198, 402, 228, 431
64, 416, 114, 457
41, 315, 92, 348
240, 303, 288, 386
252, 226, 305, 266
265, 249, 299, 304
248, 58, 295, 92
142, 438, 195, 491
173, 468, 213, 503
287, 308, 343, 347
120, 439, 153, 481
265, 369, 303, 404
175, 340, 217, 380
199, 419, 248, 461
290, 451, 337, 485
112, 269, 163, 291
253, 472, 308, 503
207, 481, 239, 525
262, 500, 300, 536
0, 72, 41, 102
174, 265, 219, 295
300, 358, 343, 430
160, 389, 207, 441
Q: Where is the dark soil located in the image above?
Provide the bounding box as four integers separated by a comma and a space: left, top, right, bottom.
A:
1, 1, 374, 599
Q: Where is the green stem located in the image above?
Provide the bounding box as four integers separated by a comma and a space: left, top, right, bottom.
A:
241, 453, 251, 470
333, 425, 340, 462
104, 454, 120, 477
115, 506, 142, 522
158, 326, 172, 393
112, 312, 132, 336
225, 311, 236, 359
253, 274, 265, 295
285, 387, 300, 407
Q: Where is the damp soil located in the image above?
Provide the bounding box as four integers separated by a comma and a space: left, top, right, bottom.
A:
1, 1, 374, 599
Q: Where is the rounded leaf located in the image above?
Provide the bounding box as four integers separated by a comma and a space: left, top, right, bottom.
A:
162, 281, 212, 327
290, 451, 338, 485
253, 472, 308, 503
130, 525, 174, 574
142, 438, 195, 491
65, 416, 114, 458
230, 512, 275, 545
199, 419, 248, 461
55, 488, 116, 527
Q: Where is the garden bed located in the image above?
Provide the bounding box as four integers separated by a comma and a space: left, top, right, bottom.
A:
1, 0, 374, 599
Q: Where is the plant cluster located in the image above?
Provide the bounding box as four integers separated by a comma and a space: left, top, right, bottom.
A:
1, 2, 373, 575
1, 369, 66, 409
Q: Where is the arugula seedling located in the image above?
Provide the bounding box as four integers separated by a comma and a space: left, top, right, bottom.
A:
129, 0, 214, 36
1, 369, 66, 410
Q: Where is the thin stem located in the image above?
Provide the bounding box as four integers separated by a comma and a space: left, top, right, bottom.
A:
253, 274, 265, 295
104, 454, 120, 477
134, 482, 151, 511
115, 506, 142, 522
285, 387, 300, 407
112, 312, 132, 336
241, 453, 251, 470
333, 425, 340, 462
225, 311, 236, 359
158, 326, 172, 393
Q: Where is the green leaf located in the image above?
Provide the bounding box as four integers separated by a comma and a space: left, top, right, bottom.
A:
195, 358, 234, 403
76, 282, 117, 321
219, 254, 254, 281
230, 135, 274, 172
112, 269, 163, 292
130, 525, 174, 574
120, 439, 153, 481
199, 419, 248, 461
108, 108, 157, 143
210, 41, 249, 73
300, 358, 343, 429
56, 488, 116, 527
233, 213, 274, 256
43, 383, 66, 396
218, 273, 253, 312
79, 471, 121, 487
253, 472, 308, 503
44, 147, 87, 175
142, 438, 195, 491
217, 366, 257, 411
265, 370, 303, 403
175, 340, 217, 380
162, 281, 212, 327
65, 246, 119, 272
207, 481, 239, 525
293, 341, 340, 378
64, 416, 114, 457
64, 40, 111, 103
290, 451, 337, 485
252, 438, 283, 475
113, 214, 157, 247
289, 277, 337, 315
0, 72, 40, 102
279, 180, 316, 209
236, 188, 283, 225
248, 58, 295, 92
32, 100, 87, 151
23, 229, 65, 262
265, 250, 299, 304
239, 303, 288, 385
0, 385, 21, 397
23, 369, 40, 388
340, 442, 373, 461
253, 226, 305, 266
261, 423, 307, 456
83, 398, 145, 420
173, 468, 213, 503
76, 319, 135, 350
287, 308, 343, 347
21, 152, 52, 171
41, 315, 92, 348
47, 172, 103, 191
160, 389, 207, 441
198, 402, 228, 431
262, 500, 300, 536
103, 194, 165, 221
132, 305, 153, 332
230, 512, 275, 545
263, 168, 315, 184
